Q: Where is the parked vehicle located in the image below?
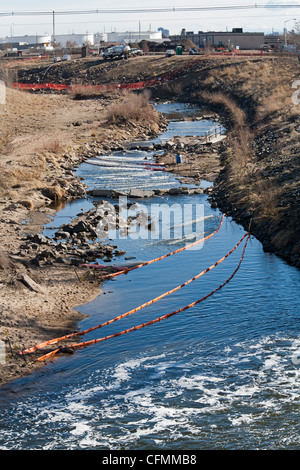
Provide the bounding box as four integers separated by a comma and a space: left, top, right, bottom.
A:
166, 49, 175, 57
62, 54, 71, 61
103, 45, 131, 60
54, 56, 61, 62
131, 48, 144, 56
189, 48, 199, 55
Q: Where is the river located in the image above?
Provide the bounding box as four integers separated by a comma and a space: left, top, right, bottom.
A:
0, 103, 299, 450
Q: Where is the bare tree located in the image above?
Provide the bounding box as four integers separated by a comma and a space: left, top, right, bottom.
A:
292, 22, 300, 49
66, 40, 78, 48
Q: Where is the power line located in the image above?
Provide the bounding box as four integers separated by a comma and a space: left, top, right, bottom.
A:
0, 12, 296, 29
0, 4, 300, 17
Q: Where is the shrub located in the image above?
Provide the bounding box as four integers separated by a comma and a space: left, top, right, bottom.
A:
106, 90, 157, 124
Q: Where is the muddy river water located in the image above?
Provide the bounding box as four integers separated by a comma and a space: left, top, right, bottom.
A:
0, 103, 299, 450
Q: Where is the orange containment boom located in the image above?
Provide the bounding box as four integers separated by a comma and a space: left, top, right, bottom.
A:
98, 214, 225, 280
35, 234, 250, 362
19, 215, 225, 355
20, 232, 249, 359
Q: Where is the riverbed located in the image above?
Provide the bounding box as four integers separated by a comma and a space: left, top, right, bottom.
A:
0, 103, 299, 450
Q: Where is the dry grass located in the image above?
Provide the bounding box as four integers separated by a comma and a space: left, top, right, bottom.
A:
69, 84, 106, 100
225, 129, 255, 179
41, 184, 66, 202
200, 90, 254, 179
35, 137, 63, 155
0, 166, 42, 200
0, 130, 13, 154
250, 179, 282, 220
190, 58, 300, 262
201, 91, 247, 127
106, 90, 158, 125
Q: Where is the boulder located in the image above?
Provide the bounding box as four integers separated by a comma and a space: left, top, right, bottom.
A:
129, 189, 155, 198
19, 274, 45, 294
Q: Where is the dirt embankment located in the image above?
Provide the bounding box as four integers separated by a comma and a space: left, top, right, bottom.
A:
14, 54, 210, 87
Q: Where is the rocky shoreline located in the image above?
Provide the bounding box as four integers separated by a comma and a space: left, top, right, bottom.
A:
0, 89, 169, 386
0, 104, 226, 388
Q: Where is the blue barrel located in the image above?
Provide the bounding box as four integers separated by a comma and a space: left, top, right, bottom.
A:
176, 154, 182, 164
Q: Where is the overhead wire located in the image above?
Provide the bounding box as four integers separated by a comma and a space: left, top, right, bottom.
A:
1, 5, 300, 17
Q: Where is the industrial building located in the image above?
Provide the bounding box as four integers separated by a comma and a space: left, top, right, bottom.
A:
95, 30, 163, 44
0, 35, 52, 47
0, 33, 94, 48
170, 28, 265, 50
53, 34, 95, 47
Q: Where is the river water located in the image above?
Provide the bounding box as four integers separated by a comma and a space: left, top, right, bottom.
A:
0, 103, 299, 450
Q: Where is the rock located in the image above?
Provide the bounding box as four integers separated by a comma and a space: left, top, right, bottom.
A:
166, 140, 176, 148
87, 189, 115, 198
56, 256, 70, 264
55, 231, 71, 239
114, 250, 126, 256
193, 188, 204, 194
32, 234, 49, 245
129, 189, 155, 198
19, 274, 46, 294
154, 189, 168, 196
168, 187, 183, 195
38, 249, 55, 260
3, 203, 21, 211
56, 242, 68, 251
29, 256, 41, 267
88, 228, 98, 239
72, 220, 88, 234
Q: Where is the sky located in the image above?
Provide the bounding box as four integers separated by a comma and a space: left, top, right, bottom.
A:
0, 1, 299, 38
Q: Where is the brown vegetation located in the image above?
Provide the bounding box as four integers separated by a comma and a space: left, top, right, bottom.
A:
106, 90, 158, 125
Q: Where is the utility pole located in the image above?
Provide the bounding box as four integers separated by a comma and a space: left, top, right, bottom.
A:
52, 11, 55, 43
52, 10, 56, 58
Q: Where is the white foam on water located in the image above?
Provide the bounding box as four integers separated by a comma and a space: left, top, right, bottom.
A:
1, 332, 300, 449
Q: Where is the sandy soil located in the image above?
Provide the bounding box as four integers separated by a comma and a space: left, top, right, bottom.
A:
0, 88, 107, 385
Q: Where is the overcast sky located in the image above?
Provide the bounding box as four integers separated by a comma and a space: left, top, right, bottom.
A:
0, 1, 299, 38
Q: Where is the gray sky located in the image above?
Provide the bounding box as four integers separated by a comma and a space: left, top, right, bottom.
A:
0, 1, 299, 37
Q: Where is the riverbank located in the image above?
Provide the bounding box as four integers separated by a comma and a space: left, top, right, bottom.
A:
0, 86, 167, 386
